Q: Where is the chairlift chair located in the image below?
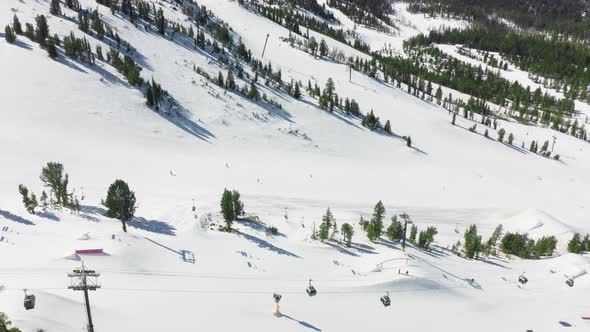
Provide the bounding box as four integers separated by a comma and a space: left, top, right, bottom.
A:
566, 278, 574, 287
380, 292, 391, 307
306, 279, 317, 297
23, 290, 35, 310
273, 293, 282, 303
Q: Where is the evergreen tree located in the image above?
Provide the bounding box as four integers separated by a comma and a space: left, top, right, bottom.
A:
319, 208, 334, 241
40, 191, 48, 207
501, 232, 533, 258
451, 112, 456, 125
418, 226, 438, 249
40, 162, 69, 205
293, 82, 301, 99
248, 80, 259, 100
385, 216, 403, 242
146, 83, 155, 108
46, 39, 58, 59
319, 38, 328, 57
384, 120, 392, 134
226, 69, 236, 90
35, 15, 50, 46
231, 190, 244, 218
409, 224, 417, 243
308, 37, 318, 57
435, 86, 443, 105
568, 233, 583, 254
341, 223, 354, 247
217, 71, 224, 87
0, 312, 22, 332
12, 15, 22, 35
4, 25, 16, 44
540, 140, 549, 153
366, 201, 385, 242
464, 224, 482, 258
156, 8, 166, 35
50, 0, 62, 16
497, 128, 506, 142
508, 133, 514, 145
488, 224, 503, 247
91, 8, 105, 39
406, 136, 412, 147
18, 185, 38, 214
25, 23, 35, 40
103, 179, 137, 232
535, 235, 557, 257
220, 189, 235, 230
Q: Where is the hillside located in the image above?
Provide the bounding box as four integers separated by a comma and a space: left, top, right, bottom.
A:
1, 0, 590, 331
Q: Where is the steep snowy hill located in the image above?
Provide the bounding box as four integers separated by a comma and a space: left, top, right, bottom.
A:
1, 0, 590, 331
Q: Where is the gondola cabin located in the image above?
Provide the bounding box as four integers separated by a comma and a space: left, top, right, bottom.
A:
306, 285, 317, 297
566, 278, 574, 287
24, 294, 36, 310
518, 275, 528, 284
380, 295, 391, 307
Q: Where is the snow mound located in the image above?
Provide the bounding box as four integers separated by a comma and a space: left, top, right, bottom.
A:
502, 209, 575, 240
63, 252, 81, 261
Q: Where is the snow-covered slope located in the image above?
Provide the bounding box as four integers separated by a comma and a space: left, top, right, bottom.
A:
1, 0, 590, 331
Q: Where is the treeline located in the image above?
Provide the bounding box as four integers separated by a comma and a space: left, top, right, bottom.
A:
239, 0, 370, 53
291, 0, 336, 22
453, 224, 558, 259
377, 46, 579, 133
406, 0, 590, 40
407, 23, 590, 103
567, 233, 590, 254
326, 0, 394, 32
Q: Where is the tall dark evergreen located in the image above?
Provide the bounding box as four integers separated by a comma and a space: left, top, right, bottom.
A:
386, 216, 403, 242
50, 0, 62, 16
156, 8, 166, 35
231, 190, 244, 219
103, 179, 137, 232
341, 223, 354, 247
384, 120, 392, 134
4, 25, 16, 44
366, 201, 385, 242
319, 208, 335, 241
12, 15, 22, 35
464, 225, 482, 258
35, 15, 50, 46
46, 39, 58, 59
220, 189, 235, 230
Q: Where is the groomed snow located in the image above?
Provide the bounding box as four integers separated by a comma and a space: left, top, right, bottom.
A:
1, 0, 589, 331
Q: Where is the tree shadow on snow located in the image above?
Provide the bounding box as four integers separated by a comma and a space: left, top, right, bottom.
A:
236, 218, 286, 237
153, 100, 216, 143
0, 210, 35, 225
79, 205, 107, 222
37, 210, 60, 221
325, 241, 359, 257
279, 313, 322, 332
479, 257, 511, 269
237, 231, 300, 258
128, 217, 177, 236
